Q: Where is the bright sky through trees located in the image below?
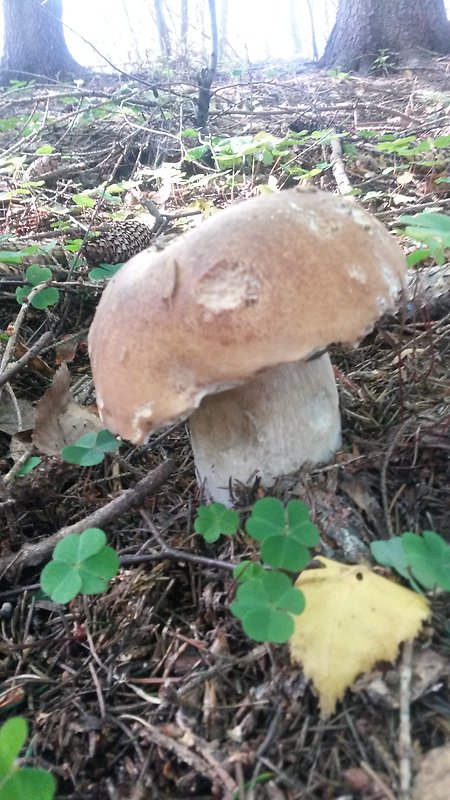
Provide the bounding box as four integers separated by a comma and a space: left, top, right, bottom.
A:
61, 0, 334, 67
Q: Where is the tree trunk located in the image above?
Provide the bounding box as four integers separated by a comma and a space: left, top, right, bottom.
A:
320, 0, 450, 72
0, 0, 86, 83
154, 0, 172, 58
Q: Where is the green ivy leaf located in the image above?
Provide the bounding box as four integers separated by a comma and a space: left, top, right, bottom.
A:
61, 429, 120, 466
194, 503, 239, 543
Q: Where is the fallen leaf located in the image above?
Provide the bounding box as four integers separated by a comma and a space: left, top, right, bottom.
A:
33, 364, 102, 455
0, 392, 35, 435
289, 557, 430, 714
354, 648, 448, 708
412, 744, 450, 800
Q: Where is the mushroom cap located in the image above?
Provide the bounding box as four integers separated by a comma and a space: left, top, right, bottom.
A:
88, 188, 406, 443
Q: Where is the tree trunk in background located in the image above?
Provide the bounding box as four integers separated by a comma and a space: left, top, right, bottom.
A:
305, 0, 318, 60
154, 0, 172, 58
289, 0, 302, 53
180, 0, 188, 41
219, 0, 229, 62
0, 0, 86, 83
321, 0, 450, 72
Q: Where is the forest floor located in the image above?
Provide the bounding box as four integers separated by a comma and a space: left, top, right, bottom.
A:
0, 54, 449, 800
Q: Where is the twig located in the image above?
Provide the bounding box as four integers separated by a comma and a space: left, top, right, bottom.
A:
0, 331, 53, 390
119, 715, 237, 797
330, 129, 353, 195
0, 459, 175, 577
360, 761, 397, 800
380, 419, 412, 536
399, 640, 414, 800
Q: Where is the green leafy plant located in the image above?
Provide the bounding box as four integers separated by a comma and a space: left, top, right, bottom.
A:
194, 498, 319, 643
89, 263, 124, 281
194, 502, 239, 543
230, 570, 305, 643
40, 528, 119, 603
371, 529, 450, 592
246, 497, 319, 571
370, 48, 396, 75
0, 716, 56, 800
398, 211, 450, 266
16, 456, 42, 477
61, 429, 121, 466
15, 265, 59, 309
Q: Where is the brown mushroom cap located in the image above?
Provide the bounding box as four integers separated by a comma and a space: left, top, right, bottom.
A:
88, 187, 406, 443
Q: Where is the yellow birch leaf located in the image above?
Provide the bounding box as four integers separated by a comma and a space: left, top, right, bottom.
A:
289, 557, 430, 715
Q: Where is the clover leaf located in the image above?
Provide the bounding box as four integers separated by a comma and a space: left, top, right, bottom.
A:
194, 502, 239, 543
15, 264, 59, 309
245, 498, 319, 570
231, 571, 305, 643
61, 428, 120, 466
40, 528, 119, 603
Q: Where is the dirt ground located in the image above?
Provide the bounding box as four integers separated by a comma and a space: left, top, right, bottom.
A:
0, 55, 449, 799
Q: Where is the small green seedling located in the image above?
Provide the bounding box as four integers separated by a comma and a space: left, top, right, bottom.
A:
371, 529, 450, 592
89, 263, 124, 281
0, 716, 56, 800
61, 428, 120, 466
398, 212, 450, 266
40, 528, 119, 603
15, 265, 59, 309
194, 502, 239, 543
246, 497, 320, 571
16, 456, 42, 477
231, 570, 305, 643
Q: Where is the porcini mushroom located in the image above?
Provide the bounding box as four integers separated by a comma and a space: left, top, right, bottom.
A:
88, 188, 406, 504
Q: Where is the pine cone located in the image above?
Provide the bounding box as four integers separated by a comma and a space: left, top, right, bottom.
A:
81, 220, 154, 267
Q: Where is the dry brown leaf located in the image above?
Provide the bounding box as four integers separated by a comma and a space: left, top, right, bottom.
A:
0, 392, 35, 435
353, 648, 448, 708
412, 745, 450, 800
33, 363, 102, 455
289, 557, 430, 714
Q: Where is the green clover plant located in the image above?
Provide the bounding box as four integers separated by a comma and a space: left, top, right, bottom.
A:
15, 265, 59, 309
230, 570, 305, 643
371, 530, 450, 592
0, 716, 56, 800
61, 428, 120, 466
246, 497, 319, 570
40, 528, 119, 603
194, 503, 239, 543
194, 498, 319, 643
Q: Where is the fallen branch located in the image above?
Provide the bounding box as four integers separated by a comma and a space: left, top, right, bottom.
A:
0, 458, 175, 576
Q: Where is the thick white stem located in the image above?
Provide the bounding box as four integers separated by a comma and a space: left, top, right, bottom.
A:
189, 353, 341, 505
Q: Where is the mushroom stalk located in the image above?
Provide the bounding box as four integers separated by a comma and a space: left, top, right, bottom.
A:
190, 354, 341, 505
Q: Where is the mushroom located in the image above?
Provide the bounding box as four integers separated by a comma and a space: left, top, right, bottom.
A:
88, 188, 406, 504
